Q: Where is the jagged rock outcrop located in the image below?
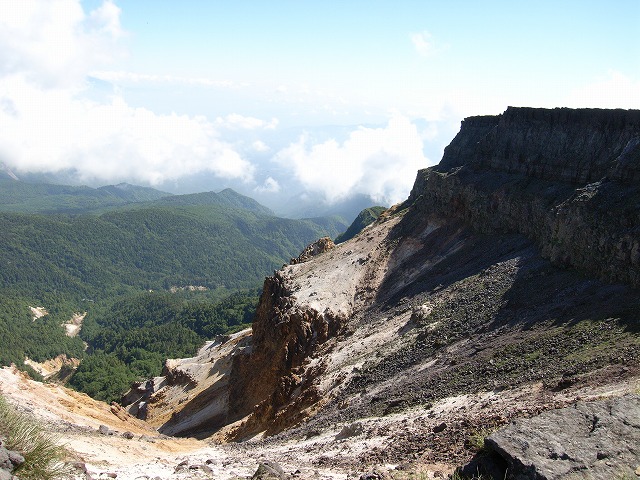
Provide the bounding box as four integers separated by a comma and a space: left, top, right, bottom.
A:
462, 394, 640, 479
289, 236, 335, 264
228, 268, 347, 438
407, 107, 640, 287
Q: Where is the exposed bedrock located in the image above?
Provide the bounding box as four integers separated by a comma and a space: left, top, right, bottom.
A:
228, 245, 346, 438
407, 106, 640, 287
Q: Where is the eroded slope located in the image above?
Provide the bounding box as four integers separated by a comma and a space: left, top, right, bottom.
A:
123, 107, 640, 475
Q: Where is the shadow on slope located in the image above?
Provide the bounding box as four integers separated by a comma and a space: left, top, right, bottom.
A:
339, 209, 640, 420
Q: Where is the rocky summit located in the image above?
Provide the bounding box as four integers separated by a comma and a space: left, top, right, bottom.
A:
1, 107, 639, 479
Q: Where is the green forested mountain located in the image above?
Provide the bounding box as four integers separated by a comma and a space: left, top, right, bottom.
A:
335, 206, 387, 243
0, 204, 329, 297
97, 183, 172, 203
148, 188, 274, 215
0, 190, 337, 401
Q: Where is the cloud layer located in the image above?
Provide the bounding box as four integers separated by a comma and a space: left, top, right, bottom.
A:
0, 1, 438, 208
275, 115, 429, 205
0, 0, 256, 186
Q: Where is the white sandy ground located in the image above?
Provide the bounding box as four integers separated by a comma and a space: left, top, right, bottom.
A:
2, 364, 639, 480
63, 313, 87, 338
29, 306, 48, 320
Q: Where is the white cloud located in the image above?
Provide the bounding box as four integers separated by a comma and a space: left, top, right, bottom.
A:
411, 31, 436, 57
215, 114, 279, 130
0, 0, 124, 88
88, 0, 125, 39
565, 71, 640, 109
255, 177, 281, 194
0, 78, 255, 185
0, 0, 254, 186
252, 141, 270, 152
275, 115, 429, 205
91, 71, 236, 88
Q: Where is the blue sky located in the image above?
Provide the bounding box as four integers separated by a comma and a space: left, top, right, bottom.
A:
1, 1, 639, 213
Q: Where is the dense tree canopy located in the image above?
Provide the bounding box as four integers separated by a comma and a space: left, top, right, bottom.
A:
0, 193, 335, 402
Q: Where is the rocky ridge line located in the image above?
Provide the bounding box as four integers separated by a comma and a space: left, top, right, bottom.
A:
198, 106, 640, 441
407, 106, 640, 287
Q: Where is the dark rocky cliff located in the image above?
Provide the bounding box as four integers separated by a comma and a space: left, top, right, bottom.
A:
437, 107, 640, 184
407, 106, 640, 288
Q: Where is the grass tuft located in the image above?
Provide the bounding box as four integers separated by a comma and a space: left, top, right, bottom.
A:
0, 395, 72, 480
465, 426, 497, 453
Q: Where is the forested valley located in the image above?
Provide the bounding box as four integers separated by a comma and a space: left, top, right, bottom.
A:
0, 182, 348, 402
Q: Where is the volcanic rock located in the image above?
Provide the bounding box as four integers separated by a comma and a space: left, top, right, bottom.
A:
462, 394, 640, 479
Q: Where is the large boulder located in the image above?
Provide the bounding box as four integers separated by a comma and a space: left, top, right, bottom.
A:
463, 394, 640, 479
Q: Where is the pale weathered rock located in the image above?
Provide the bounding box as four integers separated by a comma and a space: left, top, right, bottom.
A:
0, 447, 10, 470
5, 452, 22, 469
251, 461, 287, 480
97, 424, 112, 435
289, 237, 335, 265
0, 470, 16, 480
336, 422, 363, 440
0, 446, 21, 479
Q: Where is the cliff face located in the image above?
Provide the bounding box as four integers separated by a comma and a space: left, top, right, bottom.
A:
437, 107, 640, 184
228, 267, 346, 437
409, 107, 640, 287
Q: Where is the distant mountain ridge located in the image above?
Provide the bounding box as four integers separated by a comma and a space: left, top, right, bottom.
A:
96, 183, 172, 203
148, 188, 274, 216
0, 178, 172, 213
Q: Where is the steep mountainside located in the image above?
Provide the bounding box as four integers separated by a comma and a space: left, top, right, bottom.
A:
123, 107, 640, 478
